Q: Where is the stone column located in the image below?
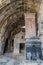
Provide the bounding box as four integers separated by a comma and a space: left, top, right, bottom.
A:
24, 13, 36, 60
0, 40, 2, 54
25, 13, 36, 38
38, 21, 43, 55
0, 25, 6, 54
38, 21, 43, 56
13, 37, 20, 56
38, 0, 43, 55
13, 43, 19, 56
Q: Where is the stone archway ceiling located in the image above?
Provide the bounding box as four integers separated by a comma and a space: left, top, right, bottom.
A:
1, 14, 25, 40
0, 0, 23, 28
0, 0, 42, 45
9, 15, 25, 37
0, 0, 42, 32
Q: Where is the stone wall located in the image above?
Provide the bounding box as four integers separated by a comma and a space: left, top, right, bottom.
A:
13, 31, 25, 55
38, 0, 43, 55
25, 13, 36, 38
14, 31, 25, 44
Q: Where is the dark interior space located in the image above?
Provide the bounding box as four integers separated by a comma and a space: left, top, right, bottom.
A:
19, 43, 25, 53
3, 38, 8, 53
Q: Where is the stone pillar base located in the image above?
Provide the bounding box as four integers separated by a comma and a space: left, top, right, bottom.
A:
13, 43, 19, 56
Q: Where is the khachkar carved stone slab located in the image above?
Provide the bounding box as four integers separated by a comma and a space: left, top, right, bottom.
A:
25, 40, 42, 60
25, 13, 36, 38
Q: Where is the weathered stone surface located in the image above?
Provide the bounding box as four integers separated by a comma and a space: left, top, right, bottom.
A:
6, 60, 15, 65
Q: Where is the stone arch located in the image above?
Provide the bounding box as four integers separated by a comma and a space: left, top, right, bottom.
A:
0, 0, 41, 54
0, 12, 25, 54
0, 0, 23, 28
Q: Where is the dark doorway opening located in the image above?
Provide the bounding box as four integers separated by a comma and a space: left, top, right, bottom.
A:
10, 39, 14, 52
3, 38, 8, 53
19, 43, 25, 53
3, 38, 14, 54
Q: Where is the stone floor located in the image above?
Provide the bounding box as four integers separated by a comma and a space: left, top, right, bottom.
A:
0, 53, 43, 65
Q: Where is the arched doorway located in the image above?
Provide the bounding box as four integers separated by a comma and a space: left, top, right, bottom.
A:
2, 14, 25, 56
3, 38, 8, 53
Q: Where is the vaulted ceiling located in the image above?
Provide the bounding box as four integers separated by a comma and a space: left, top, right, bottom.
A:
0, 0, 42, 28
0, 0, 42, 42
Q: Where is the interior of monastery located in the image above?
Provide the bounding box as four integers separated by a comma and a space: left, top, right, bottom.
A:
0, 0, 43, 60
